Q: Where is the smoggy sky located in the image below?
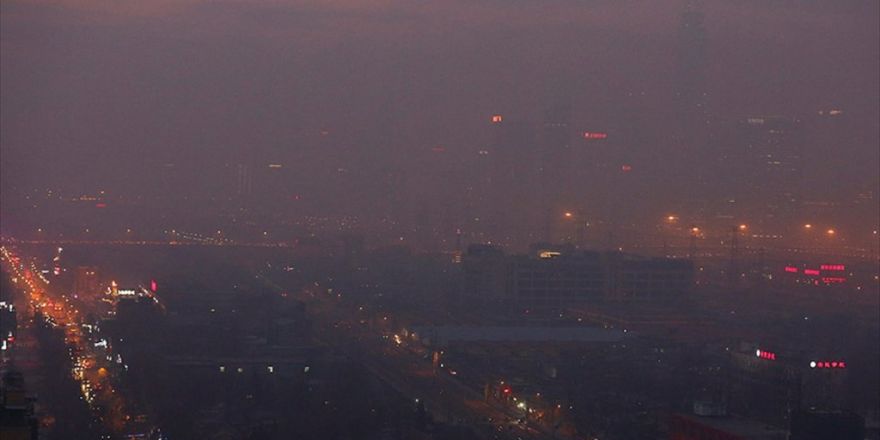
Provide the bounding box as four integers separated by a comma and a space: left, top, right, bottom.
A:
2, 0, 878, 199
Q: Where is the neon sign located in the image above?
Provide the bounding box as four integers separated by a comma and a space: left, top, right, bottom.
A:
821, 277, 846, 284
583, 132, 608, 140
810, 361, 845, 369
784, 266, 799, 273
755, 349, 776, 360
804, 269, 820, 276
820, 264, 845, 271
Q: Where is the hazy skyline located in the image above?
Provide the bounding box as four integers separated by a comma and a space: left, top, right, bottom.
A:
3, 1, 877, 185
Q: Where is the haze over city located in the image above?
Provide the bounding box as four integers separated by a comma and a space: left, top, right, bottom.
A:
1, 1, 878, 439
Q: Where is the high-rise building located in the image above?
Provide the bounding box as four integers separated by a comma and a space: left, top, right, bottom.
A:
676, 6, 709, 127
235, 163, 253, 197
486, 117, 539, 248
674, 4, 712, 201
539, 104, 574, 242
737, 116, 803, 229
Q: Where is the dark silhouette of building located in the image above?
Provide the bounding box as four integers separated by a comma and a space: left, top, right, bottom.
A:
463, 244, 693, 307
0, 370, 39, 440
789, 410, 865, 440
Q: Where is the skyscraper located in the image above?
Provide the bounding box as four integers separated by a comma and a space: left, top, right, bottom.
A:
539, 103, 574, 242
674, 4, 712, 198
235, 163, 253, 197
737, 116, 803, 229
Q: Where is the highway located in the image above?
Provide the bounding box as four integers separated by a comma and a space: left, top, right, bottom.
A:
0, 245, 162, 439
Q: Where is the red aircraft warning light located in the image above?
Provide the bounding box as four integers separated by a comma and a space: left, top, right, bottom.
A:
583, 132, 608, 140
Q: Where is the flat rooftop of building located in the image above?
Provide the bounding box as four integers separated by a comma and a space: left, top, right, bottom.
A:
410, 325, 629, 345
674, 413, 788, 439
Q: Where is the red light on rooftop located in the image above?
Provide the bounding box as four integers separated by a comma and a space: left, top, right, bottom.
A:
756, 349, 776, 361
583, 132, 608, 140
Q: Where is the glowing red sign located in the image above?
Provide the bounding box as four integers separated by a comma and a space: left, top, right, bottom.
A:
810, 361, 846, 369
583, 132, 608, 140
150, 280, 158, 292
820, 264, 845, 271
821, 277, 846, 284
804, 269, 820, 276
621, 164, 633, 172
95, 203, 107, 208
756, 349, 776, 360
784, 266, 799, 273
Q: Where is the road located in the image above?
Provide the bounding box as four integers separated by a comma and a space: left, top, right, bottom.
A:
1, 245, 161, 439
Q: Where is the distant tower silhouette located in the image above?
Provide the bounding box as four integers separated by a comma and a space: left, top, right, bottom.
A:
540, 102, 573, 243
675, 2, 711, 197
235, 163, 253, 197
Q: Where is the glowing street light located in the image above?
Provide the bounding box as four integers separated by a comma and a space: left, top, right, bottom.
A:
804, 224, 812, 230
826, 229, 836, 236
666, 215, 678, 223
564, 212, 573, 218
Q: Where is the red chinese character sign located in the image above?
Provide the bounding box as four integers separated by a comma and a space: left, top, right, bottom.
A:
810, 360, 846, 369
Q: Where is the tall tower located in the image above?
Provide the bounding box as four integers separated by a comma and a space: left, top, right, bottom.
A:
676, 4, 709, 128
540, 103, 573, 243
488, 117, 538, 249
235, 163, 253, 197
675, 3, 711, 201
